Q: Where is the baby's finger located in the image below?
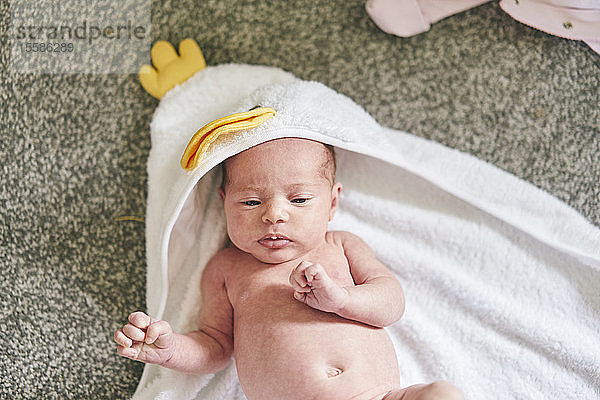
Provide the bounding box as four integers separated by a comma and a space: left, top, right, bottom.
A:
293, 291, 307, 302
114, 329, 133, 348
304, 264, 324, 284
145, 320, 172, 346
291, 281, 311, 293
128, 311, 153, 329
296, 260, 313, 272
290, 261, 310, 282
117, 344, 139, 359
122, 323, 146, 342
289, 271, 309, 292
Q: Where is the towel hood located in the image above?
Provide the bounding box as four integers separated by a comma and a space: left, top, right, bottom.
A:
145, 63, 395, 318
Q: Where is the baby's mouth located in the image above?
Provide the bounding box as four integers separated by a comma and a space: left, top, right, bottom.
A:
258, 234, 291, 249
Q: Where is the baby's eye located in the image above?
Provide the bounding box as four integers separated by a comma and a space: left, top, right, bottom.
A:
291, 198, 310, 204
243, 200, 261, 206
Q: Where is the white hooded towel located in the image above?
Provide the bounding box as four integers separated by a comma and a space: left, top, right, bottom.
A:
133, 62, 600, 399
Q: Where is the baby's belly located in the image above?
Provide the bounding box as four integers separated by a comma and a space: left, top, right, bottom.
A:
233, 285, 400, 400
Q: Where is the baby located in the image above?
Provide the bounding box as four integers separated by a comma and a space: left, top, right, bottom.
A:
115, 138, 464, 400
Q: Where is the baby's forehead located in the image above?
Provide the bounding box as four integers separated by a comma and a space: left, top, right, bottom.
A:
226, 138, 327, 166
247, 137, 324, 154
222, 138, 335, 187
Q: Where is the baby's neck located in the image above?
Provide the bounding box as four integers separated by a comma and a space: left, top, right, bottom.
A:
240, 236, 330, 268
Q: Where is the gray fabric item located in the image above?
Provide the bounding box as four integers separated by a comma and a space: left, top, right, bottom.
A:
1, 1, 598, 398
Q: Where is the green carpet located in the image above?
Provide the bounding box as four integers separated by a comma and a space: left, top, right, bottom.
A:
1, 0, 598, 398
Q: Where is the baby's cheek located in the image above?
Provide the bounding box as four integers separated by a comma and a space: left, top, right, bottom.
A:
310, 214, 330, 237
225, 213, 242, 236
228, 228, 247, 249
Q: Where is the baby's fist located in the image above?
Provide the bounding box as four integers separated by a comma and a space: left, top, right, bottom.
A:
289, 261, 349, 314
114, 311, 175, 366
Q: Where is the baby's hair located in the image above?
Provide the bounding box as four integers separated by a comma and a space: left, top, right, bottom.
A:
220, 142, 336, 192
320, 144, 336, 185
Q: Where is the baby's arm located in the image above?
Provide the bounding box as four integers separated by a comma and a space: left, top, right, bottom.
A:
114, 255, 234, 374
290, 231, 404, 328
337, 232, 405, 327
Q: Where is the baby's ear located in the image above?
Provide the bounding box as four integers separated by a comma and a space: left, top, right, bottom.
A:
328, 182, 343, 221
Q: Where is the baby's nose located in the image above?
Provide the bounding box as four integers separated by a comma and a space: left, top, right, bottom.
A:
262, 201, 289, 224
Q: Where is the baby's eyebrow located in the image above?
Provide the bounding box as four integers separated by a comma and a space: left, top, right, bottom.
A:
284, 182, 321, 191
233, 183, 319, 195
237, 185, 262, 193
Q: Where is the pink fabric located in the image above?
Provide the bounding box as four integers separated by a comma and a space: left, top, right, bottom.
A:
365, 0, 489, 36
500, 0, 600, 52
366, 0, 600, 55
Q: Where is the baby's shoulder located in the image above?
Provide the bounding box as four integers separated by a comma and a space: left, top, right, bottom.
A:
204, 246, 244, 275
326, 231, 374, 257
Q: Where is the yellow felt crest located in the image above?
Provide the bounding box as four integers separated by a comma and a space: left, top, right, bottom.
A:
181, 107, 276, 171
139, 38, 206, 99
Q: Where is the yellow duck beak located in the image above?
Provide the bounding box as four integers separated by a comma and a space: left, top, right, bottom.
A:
180, 107, 276, 171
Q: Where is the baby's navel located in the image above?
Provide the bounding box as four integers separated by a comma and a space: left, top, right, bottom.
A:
326, 367, 343, 378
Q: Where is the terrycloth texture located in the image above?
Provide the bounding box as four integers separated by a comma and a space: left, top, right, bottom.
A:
134, 64, 600, 399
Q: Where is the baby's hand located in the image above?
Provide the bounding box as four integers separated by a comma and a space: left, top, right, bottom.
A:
289, 261, 349, 314
114, 311, 175, 366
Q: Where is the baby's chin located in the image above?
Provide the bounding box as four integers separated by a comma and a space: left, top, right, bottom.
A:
247, 245, 309, 266
229, 237, 318, 265
250, 250, 302, 265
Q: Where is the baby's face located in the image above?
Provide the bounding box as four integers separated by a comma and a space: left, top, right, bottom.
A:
220, 138, 342, 264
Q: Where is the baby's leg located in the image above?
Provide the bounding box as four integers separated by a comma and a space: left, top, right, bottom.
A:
384, 381, 465, 400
